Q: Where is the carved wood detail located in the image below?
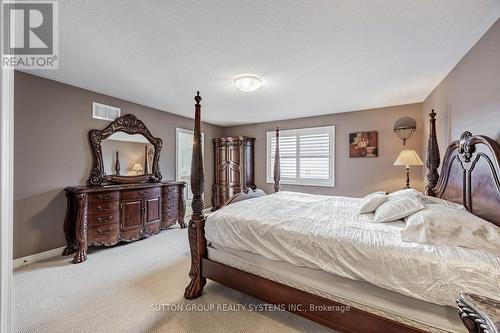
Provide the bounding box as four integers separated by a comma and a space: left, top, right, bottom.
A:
185, 92, 207, 299
457, 293, 500, 333
274, 126, 281, 193
115, 151, 121, 175
178, 186, 187, 228
425, 109, 440, 196
73, 193, 88, 263
88, 114, 162, 186
430, 131, 500, 226
62, 191, 77, 256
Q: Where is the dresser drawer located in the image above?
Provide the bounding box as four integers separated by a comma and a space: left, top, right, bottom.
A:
163, 209, 179, 220
89, 202, 119, 214
163, 185, 179, 194
165, 192, 179, 202
88, 223, 120, 243
162, 200, 178, 211
122, 187, 161, 200
88, 191, 119, 204
87, 213, 119, 227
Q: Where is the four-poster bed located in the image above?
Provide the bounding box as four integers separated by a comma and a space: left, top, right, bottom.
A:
184, 93, 500, 333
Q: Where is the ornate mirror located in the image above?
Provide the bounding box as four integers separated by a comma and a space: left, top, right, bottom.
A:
88, 114, 162, 185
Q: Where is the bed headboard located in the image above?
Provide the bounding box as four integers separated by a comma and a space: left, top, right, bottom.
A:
425, 113, 500, 227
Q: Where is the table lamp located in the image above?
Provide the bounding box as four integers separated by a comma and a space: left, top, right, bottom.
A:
132, 163, 144, 175
394, 149, 423, 189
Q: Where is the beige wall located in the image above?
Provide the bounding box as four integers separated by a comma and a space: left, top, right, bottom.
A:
223, 103, 424, 197
422, 18, 500, 161
14, 71, 224, 259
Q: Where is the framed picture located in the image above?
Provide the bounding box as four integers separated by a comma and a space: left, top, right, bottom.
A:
349, 131, 378, 157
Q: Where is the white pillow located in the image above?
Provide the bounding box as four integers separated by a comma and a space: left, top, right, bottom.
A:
401, 204, 500, 252
373, 196, 425, 222
387, 188, 421, 199
359, 191, 387, 214
389, 189, 466, 210
418, 195, 466, 210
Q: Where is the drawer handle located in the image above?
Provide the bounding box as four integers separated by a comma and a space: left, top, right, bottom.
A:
97, 204, 113, 212
138, 190, 149, 195
96, 227, 113, 235
96, 194, 112, 200
96, 216, 113, 223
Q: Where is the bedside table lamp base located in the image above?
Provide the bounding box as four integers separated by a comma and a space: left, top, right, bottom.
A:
404, 166, 411, 189
394, 149, 423, 190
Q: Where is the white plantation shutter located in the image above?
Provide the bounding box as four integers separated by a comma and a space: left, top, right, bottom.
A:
270, 135, 297, 180
267, 126, 335, 187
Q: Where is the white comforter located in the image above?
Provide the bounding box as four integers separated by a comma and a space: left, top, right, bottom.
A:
205, 191, 500, 307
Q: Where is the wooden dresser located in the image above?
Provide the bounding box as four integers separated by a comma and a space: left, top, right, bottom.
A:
212, 136, 255, 210
63, 181, 185, 263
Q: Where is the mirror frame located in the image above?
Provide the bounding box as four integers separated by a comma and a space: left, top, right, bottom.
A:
88, 114, 162, 185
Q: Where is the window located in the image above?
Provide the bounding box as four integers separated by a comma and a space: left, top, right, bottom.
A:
266, 126, 335, 187
176, 128, 204, 202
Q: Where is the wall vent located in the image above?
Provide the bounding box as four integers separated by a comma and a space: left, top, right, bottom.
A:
92, 102, 121, 121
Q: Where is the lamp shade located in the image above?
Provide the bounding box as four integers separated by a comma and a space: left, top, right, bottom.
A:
394, 149, 423, 166
132, 163, 144, 172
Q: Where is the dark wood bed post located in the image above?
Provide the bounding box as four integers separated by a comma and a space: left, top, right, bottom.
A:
274, 126, 281, 192
425, 109, 440, 196
184, 92, 207, 299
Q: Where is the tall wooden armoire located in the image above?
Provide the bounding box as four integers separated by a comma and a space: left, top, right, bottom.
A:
212, 136, 256, 210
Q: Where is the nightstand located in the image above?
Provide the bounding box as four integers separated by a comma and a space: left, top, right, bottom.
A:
457, 293, 500, 333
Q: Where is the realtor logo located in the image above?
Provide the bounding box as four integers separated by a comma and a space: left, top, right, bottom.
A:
1, 0, 58, 69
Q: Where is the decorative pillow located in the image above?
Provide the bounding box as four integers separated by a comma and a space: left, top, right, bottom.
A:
387, 188, 421, 199
358, 191, 387, 214
388, 189, 466, 210
373, 196, 425, 222
418, 195, 466, 210
401, 204, 500, 252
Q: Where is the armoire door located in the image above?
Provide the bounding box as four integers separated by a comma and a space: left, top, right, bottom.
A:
216, 144, 228, 185
227, 144, 241, 186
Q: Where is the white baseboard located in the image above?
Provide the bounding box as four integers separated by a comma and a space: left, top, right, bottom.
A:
13, 246, 65, 269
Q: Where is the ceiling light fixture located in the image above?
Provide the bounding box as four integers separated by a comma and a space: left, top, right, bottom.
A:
234, 74, 263, 92
393, 117, 417, 146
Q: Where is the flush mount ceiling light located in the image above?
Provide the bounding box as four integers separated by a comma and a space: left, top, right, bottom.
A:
233, 74, 263, 92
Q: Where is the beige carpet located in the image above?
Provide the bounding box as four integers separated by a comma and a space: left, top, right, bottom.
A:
14, 228, 335, 333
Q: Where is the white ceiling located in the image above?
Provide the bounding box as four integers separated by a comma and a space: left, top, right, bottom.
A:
25, 0, 500, 126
